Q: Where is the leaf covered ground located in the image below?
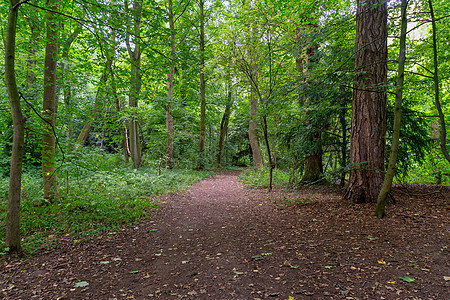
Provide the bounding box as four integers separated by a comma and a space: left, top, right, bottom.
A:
1, 171, 448, 299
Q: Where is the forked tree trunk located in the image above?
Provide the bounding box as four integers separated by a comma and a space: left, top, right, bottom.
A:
125, 0, 143, 169
5, 0, 24, 256
344, 0, 388, 204
42, 0, 59, 200
376, 0, 408, 218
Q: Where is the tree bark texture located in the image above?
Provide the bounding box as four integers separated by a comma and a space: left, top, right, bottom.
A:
376, 0, 408, 218
5, 0, 24, 255
125, 0, 143, 169
42, 0, 59, 200
198, 0, 206, 168
345, 0, 388, 203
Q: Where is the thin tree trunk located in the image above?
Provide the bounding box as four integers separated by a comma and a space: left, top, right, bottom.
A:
125, 0, 142, 169
42, 0, 59, 200
262, 115, 273, 191
75, 63, 110, 146
25, 7, 39, 101
5, 0, 24, 256
198, 0, 206, 169
428, 0, 450, 164
108, 43, 130, 163
344, 0, 388, 204
61, 25, 81, 139
217, 74, 233, 166
249, 89, 263, 168
166, 0, 175, 168
376, 0, 409, 218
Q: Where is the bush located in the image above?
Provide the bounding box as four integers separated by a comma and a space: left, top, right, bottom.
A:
0, 149, 211, 255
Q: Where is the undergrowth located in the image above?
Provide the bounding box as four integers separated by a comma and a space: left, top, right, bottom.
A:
0, 149, 211, 255
238, 167, 290, 188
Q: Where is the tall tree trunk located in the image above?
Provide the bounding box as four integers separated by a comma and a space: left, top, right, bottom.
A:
428, 0, 450, 164
75, 62, 110, 146
125, 0, 142, 169
166, 0, 175, 168
295, 21, 322, 184
42, 0, 59, 200
25, 6, 39, 101
217, 73, 233, 166
198, 0, 206, 169
249, 88, 263, 168
376, 0, 409, 218
61, 25, 81, 139
248, 20, 263, 169
5, 0, 25, 256
108, 38, 130, 163
344, 0, 388, 204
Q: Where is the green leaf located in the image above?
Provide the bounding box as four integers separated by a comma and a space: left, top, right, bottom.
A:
149, 229, 158, 232
399, 276, 415, 283
324, 265, 333, 269
100, 261, 110, 264
251, 255, 264, 261
129, 270, 139, 274
74, 281, 89, 288
367, 237, 377, 241
290, 264, 299, 269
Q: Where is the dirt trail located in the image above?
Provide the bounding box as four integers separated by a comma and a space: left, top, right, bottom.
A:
1, 171, 449, 299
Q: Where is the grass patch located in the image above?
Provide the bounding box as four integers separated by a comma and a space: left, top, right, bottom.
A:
238, 167, 290, 188
0, 150, 211, 255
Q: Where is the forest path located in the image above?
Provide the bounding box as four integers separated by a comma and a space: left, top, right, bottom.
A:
1, 171, 449, 299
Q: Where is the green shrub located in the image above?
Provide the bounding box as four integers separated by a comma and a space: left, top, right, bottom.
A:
0, 150, 211, 255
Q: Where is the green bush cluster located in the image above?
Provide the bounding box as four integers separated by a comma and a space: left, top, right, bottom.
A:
0, 149, 211, 255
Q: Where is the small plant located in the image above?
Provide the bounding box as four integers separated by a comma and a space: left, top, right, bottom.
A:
238, 167, 290, 188
0, 150, 212, 255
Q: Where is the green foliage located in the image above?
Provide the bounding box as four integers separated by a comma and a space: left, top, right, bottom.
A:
0, 150, 211, 255
238, 167, 289, 188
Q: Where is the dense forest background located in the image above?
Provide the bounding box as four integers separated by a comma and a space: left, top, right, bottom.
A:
1, 0, 449, 254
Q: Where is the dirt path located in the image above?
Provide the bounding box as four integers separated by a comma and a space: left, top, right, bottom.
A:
1, 171, 449, 299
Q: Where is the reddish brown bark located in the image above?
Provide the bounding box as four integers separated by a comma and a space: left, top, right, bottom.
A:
344, 0, 388, 203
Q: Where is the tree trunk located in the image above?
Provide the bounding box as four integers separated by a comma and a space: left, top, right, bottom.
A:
25, 7, 39, 101
61, 25, 81, 139
428, 0, 450, 164
166, 0, 175, 169
42, 0, 59, 200
5, 0, 24, 256
75, 61, 110, 146
125, 0, 142, 169
344, 0, 388, 204
249, 89, 263, 168
376, 0, 408, 218
217, 74, 233, 166
198, 0, 206, 169
295, 20, 322, 184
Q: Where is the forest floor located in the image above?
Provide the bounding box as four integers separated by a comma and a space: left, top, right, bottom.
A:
0, 170, 449, 299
